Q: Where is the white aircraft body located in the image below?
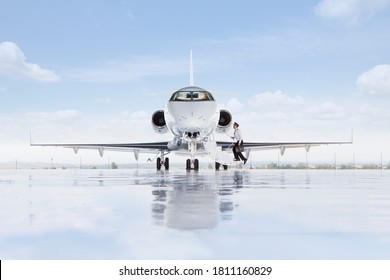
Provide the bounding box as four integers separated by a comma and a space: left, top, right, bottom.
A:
31, 52, 352, 170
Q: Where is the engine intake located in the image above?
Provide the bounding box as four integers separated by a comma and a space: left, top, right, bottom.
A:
152, 110, 168, 134
216, 109, 232, 133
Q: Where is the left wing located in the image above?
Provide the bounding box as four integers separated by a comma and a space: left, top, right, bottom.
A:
30, 141, 170, 157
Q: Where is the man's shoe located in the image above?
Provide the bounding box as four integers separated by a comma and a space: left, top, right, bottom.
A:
233, 158, 240, 161
243, 159, 247, 165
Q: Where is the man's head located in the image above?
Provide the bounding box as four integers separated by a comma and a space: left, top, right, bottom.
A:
233, 122, 239, 129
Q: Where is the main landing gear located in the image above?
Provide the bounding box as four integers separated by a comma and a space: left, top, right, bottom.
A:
186, 158, 199, 171
215, 162, 228, 171
156, 157, 169, 170
156, 157, 199, 171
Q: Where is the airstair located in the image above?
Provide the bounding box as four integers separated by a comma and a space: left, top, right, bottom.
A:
203, 141, 234, 165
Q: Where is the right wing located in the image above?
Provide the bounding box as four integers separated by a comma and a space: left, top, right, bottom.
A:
216, 140, 352, 155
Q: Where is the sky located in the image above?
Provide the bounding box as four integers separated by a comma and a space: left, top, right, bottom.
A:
0, 0, 390, 166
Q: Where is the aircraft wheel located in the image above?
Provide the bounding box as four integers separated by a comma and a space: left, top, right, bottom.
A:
223, 164, 228, 170
186, 159, 191, 170
157, 157, 162, 170
194, 159, 199, 171
215, 162, 220, 170
164, 157, 169, 170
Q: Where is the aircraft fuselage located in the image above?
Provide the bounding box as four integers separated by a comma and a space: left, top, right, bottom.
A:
164, 86, 220, 140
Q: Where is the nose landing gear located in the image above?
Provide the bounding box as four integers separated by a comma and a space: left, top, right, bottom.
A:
186, 158, 199, 171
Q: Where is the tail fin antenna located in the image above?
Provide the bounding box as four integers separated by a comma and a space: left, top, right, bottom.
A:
189, 50, 194, 86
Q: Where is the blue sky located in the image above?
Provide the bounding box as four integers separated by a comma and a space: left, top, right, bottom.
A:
1, 0, 390, 164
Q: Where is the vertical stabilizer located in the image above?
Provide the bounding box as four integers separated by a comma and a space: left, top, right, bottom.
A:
189, 50, 194, 86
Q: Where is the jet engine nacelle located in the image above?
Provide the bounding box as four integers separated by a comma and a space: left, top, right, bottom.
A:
216, 109, 232, 133
152, 110, 168, 134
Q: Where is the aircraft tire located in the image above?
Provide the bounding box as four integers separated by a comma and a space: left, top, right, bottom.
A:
215, 162, 220, 170
186, 159, 191, 170
223, 164, 228, 170
194, 159, 199, 171
164, 157, 169, 170
157, 157, 162, 170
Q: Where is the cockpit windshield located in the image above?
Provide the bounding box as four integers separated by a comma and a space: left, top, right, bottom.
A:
169, 87, 215, 102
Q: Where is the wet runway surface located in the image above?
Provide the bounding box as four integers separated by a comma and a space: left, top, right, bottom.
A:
1, 168, 390, 259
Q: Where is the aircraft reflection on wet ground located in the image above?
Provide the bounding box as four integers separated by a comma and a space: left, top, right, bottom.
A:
150, 171, 246, 229
148, 169, 312, 230
1, 168, 390, 259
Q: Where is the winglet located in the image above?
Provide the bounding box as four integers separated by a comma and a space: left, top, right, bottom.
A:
351, 126, 354, 143
189, 50, 194, 86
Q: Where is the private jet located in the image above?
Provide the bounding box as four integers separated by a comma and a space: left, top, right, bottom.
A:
31, 52, 352, 170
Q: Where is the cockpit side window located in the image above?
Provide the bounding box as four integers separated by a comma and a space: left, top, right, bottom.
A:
192, 92, 210, 100
170, 92, 190, 101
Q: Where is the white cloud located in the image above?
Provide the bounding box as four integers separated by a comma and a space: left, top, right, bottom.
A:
224, 98, 244, 114
314, 0, 390, 24
67, 55, 186, 83
129, 110, 149, 119
0, 42, 60, 82
249, 90, 303, 109
305, 101, 345, 119
112, 110, 150, 124
256, 111, 289, 122
219, 91, 352, 140
26, 110, 80, 124
356, 64, 390, 95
